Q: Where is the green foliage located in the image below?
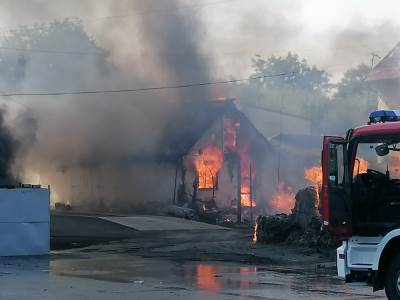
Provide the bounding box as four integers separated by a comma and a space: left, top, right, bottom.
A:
322, 64, 377, 133
251, 52, 331, 94
238, 53, 331, 129
238, 53, 376, 134
0, 20, 111, 92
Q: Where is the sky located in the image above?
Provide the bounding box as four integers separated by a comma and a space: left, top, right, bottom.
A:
0, 0, 399, 81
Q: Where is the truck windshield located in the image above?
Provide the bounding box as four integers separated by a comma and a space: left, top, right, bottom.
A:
355, 142, 400, 179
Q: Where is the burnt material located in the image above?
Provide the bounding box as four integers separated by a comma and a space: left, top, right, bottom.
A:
255, 186, 337, 249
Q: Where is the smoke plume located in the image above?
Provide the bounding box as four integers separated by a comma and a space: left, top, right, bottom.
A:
0, 0, 213, 211
0, 108, 18, 184
0, 0, 399, 211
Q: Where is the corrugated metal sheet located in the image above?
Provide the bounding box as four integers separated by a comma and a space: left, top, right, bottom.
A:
0, 188, 50, 256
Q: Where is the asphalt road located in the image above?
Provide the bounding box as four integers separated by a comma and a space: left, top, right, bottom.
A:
0, 219, 387, 300
0, 251, 386, 300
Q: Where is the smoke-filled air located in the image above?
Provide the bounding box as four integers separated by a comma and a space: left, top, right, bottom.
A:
0, 0, 399, 213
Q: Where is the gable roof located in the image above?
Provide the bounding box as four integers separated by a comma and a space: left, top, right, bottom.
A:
161, 100, 271, 161
368, 42, 400, 81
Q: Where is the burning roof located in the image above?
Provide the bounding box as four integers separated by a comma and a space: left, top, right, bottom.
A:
159, 99, 270, 161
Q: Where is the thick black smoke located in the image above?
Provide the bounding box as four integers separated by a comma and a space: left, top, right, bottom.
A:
0, 109, 18, 184
0, 1, 214, 210
131, 1, 213, 156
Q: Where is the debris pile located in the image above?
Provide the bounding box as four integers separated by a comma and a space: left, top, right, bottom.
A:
254, 186, 337, 248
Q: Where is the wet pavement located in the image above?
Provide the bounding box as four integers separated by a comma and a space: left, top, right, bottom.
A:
0, 245, 386, 300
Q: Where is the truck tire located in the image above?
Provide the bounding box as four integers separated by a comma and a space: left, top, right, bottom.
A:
385, 254, 400, 299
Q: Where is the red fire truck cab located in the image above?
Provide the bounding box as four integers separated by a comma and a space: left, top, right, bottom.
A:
322, 110, 400, 299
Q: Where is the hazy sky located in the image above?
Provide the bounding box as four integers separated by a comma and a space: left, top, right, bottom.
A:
1, 0, 399, 204
0, 0, 400, 80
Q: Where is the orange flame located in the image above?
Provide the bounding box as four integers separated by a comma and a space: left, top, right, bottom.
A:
223, 117, 255, 208
304, 166, 322, 208
270, 182, 295, 213
304, 166, 322, 185
239, 142, 255, 207
194, 146, 223, 189
252, 221, 258, 243
304, 156, 369, 186
354, 157, 368, 174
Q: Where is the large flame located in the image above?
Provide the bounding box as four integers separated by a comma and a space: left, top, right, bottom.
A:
270, 182, 295, 213
193, 117, 256, 207
194, 146, 223, 189
304, 156, 369, 186
304, 166, 322, 185
223, 117, 255, 208
239, 142, 255, 208
354, 157, 368, 174
304, 166, 322, 208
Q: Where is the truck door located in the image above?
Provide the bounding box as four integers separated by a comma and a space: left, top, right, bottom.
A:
321, 136, 352, 238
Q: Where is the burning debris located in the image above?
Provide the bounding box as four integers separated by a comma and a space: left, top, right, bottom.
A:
254, 186, 336, 248
270, 183, 295, 214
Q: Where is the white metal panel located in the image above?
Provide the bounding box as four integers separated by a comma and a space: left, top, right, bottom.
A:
0, 188, 50, 256
346, 237, 380, 269
0, 222, 49, 256
337, 241, 348, 278
0, 188, 49, 222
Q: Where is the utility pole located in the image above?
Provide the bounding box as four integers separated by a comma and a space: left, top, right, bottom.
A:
250, 163, 253, 223
237, 155, 242, 224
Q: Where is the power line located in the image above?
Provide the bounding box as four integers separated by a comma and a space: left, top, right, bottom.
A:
0, 71, 296, 97
0, 46, 104, 55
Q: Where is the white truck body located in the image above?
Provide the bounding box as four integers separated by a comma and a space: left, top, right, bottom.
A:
338, 231, 400, 278
0, 187, 50, 256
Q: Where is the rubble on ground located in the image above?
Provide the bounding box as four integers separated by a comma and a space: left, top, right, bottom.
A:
255, 186, 338, 249
166, 205, 196, 219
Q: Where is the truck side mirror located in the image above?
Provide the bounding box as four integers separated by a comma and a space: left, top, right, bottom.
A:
375, 144, 389, 156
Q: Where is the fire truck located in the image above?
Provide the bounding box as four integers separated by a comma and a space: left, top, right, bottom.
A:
322, 110, 400, 299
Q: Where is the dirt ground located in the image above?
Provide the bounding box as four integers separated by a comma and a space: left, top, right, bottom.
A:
0, 214, 387, 299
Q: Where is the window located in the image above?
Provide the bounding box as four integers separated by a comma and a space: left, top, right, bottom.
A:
329, 143, 345, 186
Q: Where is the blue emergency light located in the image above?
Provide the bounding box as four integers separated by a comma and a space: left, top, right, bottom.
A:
369, 110, 400, 124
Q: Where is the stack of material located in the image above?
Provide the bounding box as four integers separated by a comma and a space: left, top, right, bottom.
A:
255, 214, 299, 243
254, 186, 336, 248
291, 186, 319, 228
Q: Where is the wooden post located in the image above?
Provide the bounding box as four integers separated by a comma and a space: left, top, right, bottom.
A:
173, 161, 179, 205
250, 163, 253, 223
237, 155, 242, 224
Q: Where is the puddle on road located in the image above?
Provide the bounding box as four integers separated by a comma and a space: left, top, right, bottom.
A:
49, 256, 385, 299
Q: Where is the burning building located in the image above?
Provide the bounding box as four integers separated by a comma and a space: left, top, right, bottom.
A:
175, 99, 272, 222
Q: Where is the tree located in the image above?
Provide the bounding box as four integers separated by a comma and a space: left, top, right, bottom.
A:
322, 64, 377, 134
0, 20, 111, 92
237, 52, 331, 130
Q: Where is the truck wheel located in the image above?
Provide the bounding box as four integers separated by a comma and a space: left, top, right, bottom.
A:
385, 254, 400, 299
